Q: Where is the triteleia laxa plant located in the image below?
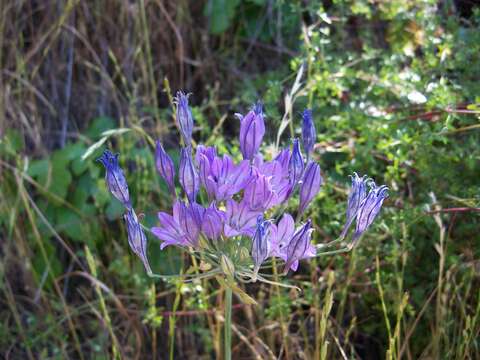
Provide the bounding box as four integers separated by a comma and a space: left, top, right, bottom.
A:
97, 91, 388, 359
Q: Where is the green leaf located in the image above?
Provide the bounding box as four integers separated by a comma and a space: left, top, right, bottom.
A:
0, 129, 24, 157
86, 116, 115, 139
49, 161, 72, 200
106, 199, 125, 221
71, 184, 90, 211
56, 209, 86, 243
28, 149, 73, 200
204, 0, 240, 34
28, 159, 51, 187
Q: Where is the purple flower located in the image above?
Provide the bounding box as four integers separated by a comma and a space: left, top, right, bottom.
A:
256, 159, 291, 205
202, 203, 225, 240
251, 216, 270, 272
239, 102, 265, 160
284, 220, 315, 273
197, 154, 216, 199
268, 214, 315, 272
298, 161, 323, 215
175, 91, 194, 145
269, 213, 295, 260
152, 200, 205, 249
244, 169, 277, 211
224, 199, 261, 238
152, 203, 186, 249
274, 148, 291, 171
197, 151, 252, 201
179, 146, 200, 203
155, 141, 176, 194
177, 201, 205, 247
339, 173, 368, 240
124, 208, 151, 274
195, 145, 217, 165
288, 138, 304, 188
301, 109, 316, 158
97, 150, 131, 209
252, 153, 264, 168
351, 183, 388, 246
210, 155, 252, 201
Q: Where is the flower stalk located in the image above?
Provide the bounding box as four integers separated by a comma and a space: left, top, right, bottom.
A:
224, 286, 233, 360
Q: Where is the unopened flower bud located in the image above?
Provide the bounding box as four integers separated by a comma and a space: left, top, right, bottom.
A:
299, 161, 323, 215
301, 109, 316, 158
251, 216, 270, 273
155, 140, 176, 195
175, 91, 194, 145
239, 102, 265, 160
288, 138, 304, 187
124, 208, 152, 274
179, 146, 199, 203
97, 150, 131, 209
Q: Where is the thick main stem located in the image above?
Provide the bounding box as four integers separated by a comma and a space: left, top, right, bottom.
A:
224, 287, 232, 360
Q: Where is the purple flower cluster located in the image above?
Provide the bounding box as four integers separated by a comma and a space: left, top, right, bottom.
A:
150, 92, 325, 273
98, 91, 388, 277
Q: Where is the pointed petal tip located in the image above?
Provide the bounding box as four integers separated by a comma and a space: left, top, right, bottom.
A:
253, 101, 263, 115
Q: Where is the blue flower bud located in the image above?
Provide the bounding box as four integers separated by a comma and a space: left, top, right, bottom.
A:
288, 138, 304, 187
339, 173, 368, 240
302, 109, 316, 158
351, 183, 388, 246
251, 215, 270, 272
124, 208, 151, 274
284, 220, 313, 273
97, 150, 131, 209
155, 140, 176, 195
175, 91, 194, 145
179, 146, 200, 203
239, 102, 265, 160
299, 161, 323, 215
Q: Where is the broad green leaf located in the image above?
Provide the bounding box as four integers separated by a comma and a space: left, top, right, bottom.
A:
56, 209, 87, 243
28, 159, 51, 187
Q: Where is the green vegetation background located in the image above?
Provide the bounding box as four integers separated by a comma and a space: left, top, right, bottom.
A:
1, 0, 479, 359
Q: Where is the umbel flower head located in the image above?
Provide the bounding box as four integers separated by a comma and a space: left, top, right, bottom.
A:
98, 91, 388, 288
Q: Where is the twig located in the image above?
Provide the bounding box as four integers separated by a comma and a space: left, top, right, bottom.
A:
426, 207, 480, 214
60, 10, 75, 147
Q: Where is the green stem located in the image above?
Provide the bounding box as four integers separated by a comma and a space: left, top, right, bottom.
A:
316, 246, 351, 257
169, 279, 182, 360
224, 286, 232, 360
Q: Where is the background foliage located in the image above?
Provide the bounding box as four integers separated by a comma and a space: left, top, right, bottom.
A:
1, 0, 479, 359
